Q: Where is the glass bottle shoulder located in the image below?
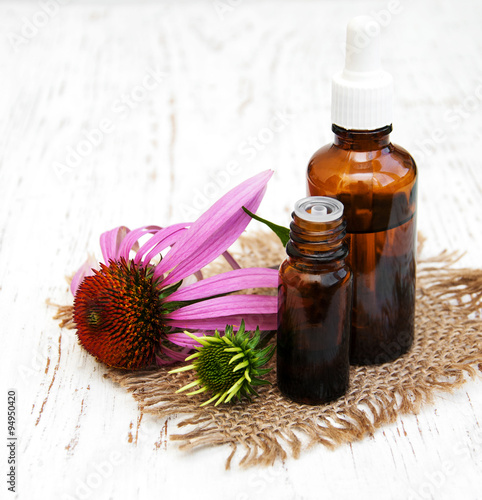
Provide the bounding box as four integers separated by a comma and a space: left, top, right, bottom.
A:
307, 141, 417, 196
279, 257, 352, 289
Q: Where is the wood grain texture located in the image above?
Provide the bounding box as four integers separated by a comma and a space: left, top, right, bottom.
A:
1, 0, 481, 499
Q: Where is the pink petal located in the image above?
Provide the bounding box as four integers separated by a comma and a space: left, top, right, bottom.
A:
167, 268, 278, 302
165, 293, 277, 331
117, 225, 162, 260
157, 189, 266, 286
222, 250, 241, 270
153, 170, 273, 285
70, 255, 99, 295
99, 226, 130, 263
175, 271, 202, 291
141, 228, 189, 266
134, 223, 190, 265
165, 294, 277, 320
166, 331, 205, 348
166, 314, 277, 332
155, 345, 191, 365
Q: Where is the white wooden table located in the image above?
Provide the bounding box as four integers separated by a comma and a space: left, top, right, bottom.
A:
2, 0, 481, 498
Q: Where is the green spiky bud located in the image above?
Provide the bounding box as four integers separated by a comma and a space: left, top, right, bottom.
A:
169, 321, 275, 406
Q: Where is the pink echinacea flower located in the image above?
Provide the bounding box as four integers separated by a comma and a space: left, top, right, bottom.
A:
71, 170, 278, 370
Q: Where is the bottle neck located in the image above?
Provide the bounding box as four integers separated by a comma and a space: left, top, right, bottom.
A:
286, 213, 348, 264
332, 124, 392, 151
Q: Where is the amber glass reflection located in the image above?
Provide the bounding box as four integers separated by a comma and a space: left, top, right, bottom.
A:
307, 125, 417, 365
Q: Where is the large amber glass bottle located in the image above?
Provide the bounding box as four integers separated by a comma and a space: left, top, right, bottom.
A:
307, 16, 418, 365
277, 197, 353, 404
307, 126, 417, 365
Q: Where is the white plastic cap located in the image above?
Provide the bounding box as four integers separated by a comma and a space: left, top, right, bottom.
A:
331, 15, 393, 130
294, 196, 344, 223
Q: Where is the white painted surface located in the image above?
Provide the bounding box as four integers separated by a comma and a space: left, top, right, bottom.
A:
1, 1, 481, 499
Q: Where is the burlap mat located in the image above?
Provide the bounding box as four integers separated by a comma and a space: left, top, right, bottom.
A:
55, 232, 482, 468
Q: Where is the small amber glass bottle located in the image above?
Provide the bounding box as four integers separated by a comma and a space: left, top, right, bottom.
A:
277, 197, 353, 405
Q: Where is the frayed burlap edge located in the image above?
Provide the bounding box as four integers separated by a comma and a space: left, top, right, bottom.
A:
53, 232, 482, 469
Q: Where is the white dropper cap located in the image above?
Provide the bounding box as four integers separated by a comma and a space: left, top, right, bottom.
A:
331, 15, 393, 130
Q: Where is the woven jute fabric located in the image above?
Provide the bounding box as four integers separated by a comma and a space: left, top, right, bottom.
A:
55, 232, 482, 468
